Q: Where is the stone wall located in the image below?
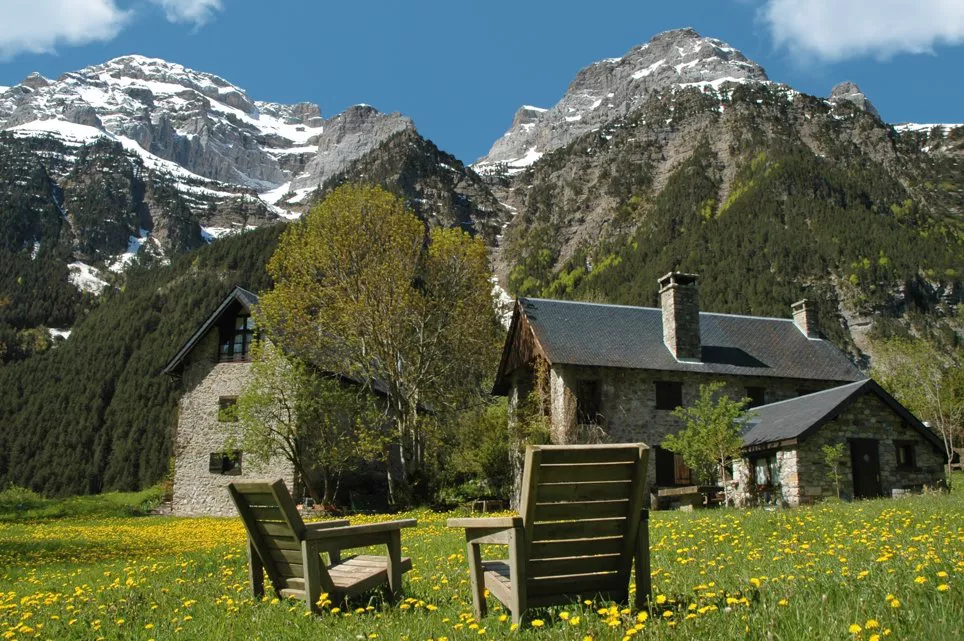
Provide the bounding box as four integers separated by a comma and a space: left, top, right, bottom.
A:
735, 393, 945, 506
172, 328, 294, 517
543, 364, 839, 491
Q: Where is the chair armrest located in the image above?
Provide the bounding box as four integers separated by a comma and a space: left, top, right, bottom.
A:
446, 516, 523, 530
304, 519, 350, 531
304, 519, 417, 541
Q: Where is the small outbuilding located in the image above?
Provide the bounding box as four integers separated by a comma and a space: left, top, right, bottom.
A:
736, 379, 946, 506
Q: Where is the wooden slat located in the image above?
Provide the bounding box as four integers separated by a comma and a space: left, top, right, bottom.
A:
240, 492, 278, 507
285, 577, 305, 591
539, 463, 634, 483
528, 554, 621, 578
526, 572, 623, 597
263, 536, 300, 551
538, 446, 641, 465
278, 588, 306, 599
249, 506, 285, 522
534, 499, 629, 521
257, 521, 297, 538
531, 518, 625, 542
274, 560, 304, 578
267, 547, 304, 564
530, 536, 623, 560
536, 481, 632, 503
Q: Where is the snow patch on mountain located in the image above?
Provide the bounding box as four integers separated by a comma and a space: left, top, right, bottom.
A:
67, 262, 109, 295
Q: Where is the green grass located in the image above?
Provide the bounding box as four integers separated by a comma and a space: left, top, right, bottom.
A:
1, 477, 961, 641
0, 485, 164, 522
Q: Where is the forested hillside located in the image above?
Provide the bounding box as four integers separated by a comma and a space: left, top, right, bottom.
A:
494, 83, 963, 358
0, 226, 282, 495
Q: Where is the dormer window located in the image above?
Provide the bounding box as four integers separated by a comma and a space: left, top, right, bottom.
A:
219, 314, 254, 362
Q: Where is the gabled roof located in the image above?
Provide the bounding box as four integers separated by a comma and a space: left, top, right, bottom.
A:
493, 298, 862, 393
162, 286, 258, 375
741, 379, 945, 452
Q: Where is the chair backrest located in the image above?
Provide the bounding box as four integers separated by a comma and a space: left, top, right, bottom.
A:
518, 444, 649, 600
228, 479, 307, 588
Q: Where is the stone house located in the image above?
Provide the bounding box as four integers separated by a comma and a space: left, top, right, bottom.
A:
163, 286, 294, 516
493, 272, 869, 498
738, 379, 945, 506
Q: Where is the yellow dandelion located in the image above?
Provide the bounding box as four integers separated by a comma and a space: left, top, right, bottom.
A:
849, 623, 862, 634
937, 584, 950, 592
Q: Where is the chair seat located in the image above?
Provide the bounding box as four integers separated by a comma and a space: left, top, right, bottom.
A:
328, 554, 413, 591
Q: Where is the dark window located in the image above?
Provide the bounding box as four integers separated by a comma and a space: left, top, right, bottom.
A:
209, 451, 242, 475
655, 381, 683, 410
218, 397, 238, 423
575, 379, 602, 424
745, 387, 766, 408
895, 441, 916, 469
655, 446, 692, 486
219, 314, 255, 362
796, 389, 812, 397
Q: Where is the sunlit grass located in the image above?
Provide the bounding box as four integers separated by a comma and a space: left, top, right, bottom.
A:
1, 476, 961, 640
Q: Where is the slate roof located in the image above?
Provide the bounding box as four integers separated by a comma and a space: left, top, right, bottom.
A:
741, 379, 944, 452
162, 286, 258, 375
508, 297, 862, 383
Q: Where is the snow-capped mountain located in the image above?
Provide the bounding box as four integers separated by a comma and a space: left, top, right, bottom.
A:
475, 28, 769, 172
0, 55, 420, 208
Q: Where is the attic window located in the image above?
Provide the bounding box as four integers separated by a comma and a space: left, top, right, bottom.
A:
655, 381, 683, 411
219, 314, 255, 362
575, 379, 602, 424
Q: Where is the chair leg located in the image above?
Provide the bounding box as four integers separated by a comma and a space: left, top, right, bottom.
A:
634, 510, 651, 611
465, 540, 487, 619
385, 530, 403, 601
247, 538, 265, 600
508, 526, 527, 626
302, 540, 323, 614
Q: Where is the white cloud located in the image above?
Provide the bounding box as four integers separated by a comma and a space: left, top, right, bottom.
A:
0, 0, 130, 59
149, 0, 222, 25
762, 0, 964, 61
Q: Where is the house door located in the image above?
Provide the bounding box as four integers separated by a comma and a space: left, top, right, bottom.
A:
850, 438, 882, 499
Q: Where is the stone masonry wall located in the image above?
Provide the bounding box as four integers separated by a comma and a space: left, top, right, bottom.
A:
782, 394, 943, 505
545, 364, 838, 491
172, 329, 294, 517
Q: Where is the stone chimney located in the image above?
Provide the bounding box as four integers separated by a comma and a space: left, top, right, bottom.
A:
658, 272, 701, 361
792, 299, 819, 338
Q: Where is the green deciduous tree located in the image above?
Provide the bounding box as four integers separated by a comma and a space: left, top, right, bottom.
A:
822, 442, 846, 499
256, 184, 503, 503
872, 338, 964, 488
232, 342, 386, 505
664, 381, 751, 506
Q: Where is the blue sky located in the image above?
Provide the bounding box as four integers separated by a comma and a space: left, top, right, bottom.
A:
2, 0, 963, 163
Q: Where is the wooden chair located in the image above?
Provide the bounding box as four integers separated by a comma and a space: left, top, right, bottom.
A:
447, 443, 650, 624
228, 479, 416, 613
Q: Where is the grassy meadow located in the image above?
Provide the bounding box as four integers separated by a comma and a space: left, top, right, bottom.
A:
1, 478, 962, 641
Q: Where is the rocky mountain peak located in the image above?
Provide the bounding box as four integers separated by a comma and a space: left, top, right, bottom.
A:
829, 81, 880, 118
477, 28, 769, 171
20, 72, 52, 90
290, 105, 415, 191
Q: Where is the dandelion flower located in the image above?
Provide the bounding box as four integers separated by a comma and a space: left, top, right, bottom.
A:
849, 623, 862, 634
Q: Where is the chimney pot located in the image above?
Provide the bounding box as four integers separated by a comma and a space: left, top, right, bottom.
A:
659, 272, 701, 361
792, 299, 819, 338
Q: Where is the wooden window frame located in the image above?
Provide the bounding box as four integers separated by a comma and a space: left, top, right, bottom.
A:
219, 314, 255, 363
894, 440, 917, 471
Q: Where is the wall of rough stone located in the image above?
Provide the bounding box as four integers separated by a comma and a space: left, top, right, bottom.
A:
541, 364, 839, 490
735, 393, 944, 506
172, 328, 294, 517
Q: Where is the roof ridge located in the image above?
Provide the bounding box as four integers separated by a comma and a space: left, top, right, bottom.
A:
754, 379, 870, 410
522, 297, 804, 324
